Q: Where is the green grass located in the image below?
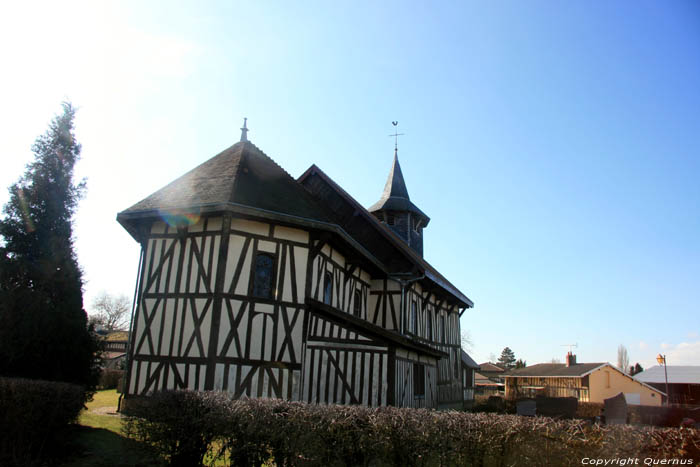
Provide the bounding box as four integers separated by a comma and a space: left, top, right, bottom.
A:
60, 390, 163, 467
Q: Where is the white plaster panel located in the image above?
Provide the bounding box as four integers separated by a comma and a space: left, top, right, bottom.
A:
234, 242, 252, 296
294, 246, 307, 304
231, 218, 269, 236
151, 221, 167, 234
206, 216, 222, 232
258, 240, 276, 253
273, 225, 309, 243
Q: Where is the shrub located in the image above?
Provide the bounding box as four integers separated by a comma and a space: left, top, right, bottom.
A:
123, 390, 700, 466
98, 368, 124, 389
577, 402, 604, 419
0, 377, 86, 465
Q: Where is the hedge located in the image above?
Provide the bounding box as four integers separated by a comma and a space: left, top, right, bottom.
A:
0, 377, 87, 465
98, 368, 124, 390
123, 390, 700, 467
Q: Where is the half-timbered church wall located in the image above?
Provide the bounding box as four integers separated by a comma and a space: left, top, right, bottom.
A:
119, 135, 475, 411
128, 215, 310, 401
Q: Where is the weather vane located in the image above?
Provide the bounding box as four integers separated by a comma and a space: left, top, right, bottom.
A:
389, 121, 404, 154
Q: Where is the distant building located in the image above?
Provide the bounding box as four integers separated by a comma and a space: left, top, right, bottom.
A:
634, 366, 700, 405
475, 362, 506, 396
503, 353, 664, 406
461, 350, 479, 408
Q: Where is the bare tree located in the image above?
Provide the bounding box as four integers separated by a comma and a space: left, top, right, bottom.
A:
551, 358, 562, 363
488, 352, 497, 363
617, 345, 630, 373
461, 329, 473, 352
90, 292, 131, 331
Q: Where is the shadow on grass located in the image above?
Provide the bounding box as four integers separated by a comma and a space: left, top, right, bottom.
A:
60, 425, 164, 467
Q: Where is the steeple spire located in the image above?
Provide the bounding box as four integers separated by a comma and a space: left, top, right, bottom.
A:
240, 118, 249, 142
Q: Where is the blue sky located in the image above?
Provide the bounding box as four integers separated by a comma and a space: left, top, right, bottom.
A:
1, 1, 698, 368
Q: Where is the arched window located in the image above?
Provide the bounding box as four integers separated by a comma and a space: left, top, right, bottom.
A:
323, 271, 333, 305
252, 253, 275, 299
353, 289, 362, 317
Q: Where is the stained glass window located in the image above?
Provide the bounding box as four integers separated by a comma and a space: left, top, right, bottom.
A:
253, 253, 275, 299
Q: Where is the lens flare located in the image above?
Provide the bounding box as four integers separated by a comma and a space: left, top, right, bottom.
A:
17, 188, 35, 233
158, 208, 201, 227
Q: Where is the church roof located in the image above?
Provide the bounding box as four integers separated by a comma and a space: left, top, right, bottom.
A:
368, 154, 430, 224
298, 164, 473, 308
120, 141, 331, 222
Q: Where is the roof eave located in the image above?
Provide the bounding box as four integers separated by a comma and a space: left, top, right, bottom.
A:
117, 202, 389, 275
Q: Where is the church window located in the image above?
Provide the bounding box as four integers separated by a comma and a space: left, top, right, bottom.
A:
353, 289, 362, 317
323, 271, 333, 305
413, 363, 425, 398
387, 213, 395, 225
411, 300, 417, 334
253, 253, 275, 299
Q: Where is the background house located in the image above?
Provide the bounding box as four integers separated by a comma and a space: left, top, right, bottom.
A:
503, 353, 664, 406
461, 350, 479, 408
475, 362, 505, 396
634, 366, 700, 405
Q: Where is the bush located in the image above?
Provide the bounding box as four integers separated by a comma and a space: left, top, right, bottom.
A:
0, 377, 86, 465
123, 390, 700, 466
577, 402, 604, 419
98, 368, 124, 390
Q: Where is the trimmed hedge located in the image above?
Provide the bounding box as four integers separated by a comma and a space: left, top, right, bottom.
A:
0, 377, 87, 465
124, 390, 700, 467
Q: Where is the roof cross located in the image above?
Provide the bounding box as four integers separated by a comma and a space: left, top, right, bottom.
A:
389, 121, 404, 155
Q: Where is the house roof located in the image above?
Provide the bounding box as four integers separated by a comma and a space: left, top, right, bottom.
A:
119, 141, 332, 224
505, 362, 606, 378
105, 331, 129, 342
634, 366, 700, 385
478, 362, 505, 373
461, 350, 480, 369
368, 154, 430, 225
298, 164, 473, 308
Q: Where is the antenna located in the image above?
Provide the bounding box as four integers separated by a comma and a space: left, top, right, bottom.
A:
561, 343, 578, 353
388, 121, 404, 155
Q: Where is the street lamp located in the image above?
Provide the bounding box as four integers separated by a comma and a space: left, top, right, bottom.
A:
656, 354, 669, 405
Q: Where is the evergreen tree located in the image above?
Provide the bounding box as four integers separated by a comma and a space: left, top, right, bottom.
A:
0, 103, 99, 388
498, 347, 516, 369
515, 358, 527, 369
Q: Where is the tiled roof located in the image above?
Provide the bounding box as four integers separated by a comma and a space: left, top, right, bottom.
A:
120, 141, 332, 223
298, 165, 473, 307
634, 366, 700, 385
505, 363, 606, 377
461, 350, 480, 369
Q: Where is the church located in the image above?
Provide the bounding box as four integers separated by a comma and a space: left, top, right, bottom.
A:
117, 121, 474, 409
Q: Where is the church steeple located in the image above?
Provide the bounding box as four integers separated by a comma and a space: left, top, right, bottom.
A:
369, 151, 430, 257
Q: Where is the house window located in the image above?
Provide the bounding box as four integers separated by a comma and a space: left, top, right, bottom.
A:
252, 253, 275, 299
413, 363, 425, 399
323, 271, 333, 305
353, 289, 362, 317
426, 312, 432, 341
411, 300, 417, 334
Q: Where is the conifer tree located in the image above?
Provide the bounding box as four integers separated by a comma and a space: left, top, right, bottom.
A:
497, 347, 517, 369
0, 103, 99, 388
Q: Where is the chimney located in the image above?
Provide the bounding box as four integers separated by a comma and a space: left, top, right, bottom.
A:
566, 352, 577, 367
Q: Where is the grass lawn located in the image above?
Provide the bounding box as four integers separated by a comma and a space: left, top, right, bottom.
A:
60, 389, 163, 467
